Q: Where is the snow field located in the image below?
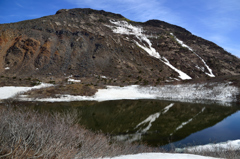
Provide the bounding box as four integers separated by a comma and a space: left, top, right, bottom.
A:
18, 82, 239, 105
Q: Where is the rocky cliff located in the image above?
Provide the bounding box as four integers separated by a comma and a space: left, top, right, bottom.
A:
0, 8, 239, 85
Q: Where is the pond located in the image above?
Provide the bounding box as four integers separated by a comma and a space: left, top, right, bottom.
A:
19, 99, 240, 148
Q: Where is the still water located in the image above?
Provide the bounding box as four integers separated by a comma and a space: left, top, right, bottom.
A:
21, 99, 240, 147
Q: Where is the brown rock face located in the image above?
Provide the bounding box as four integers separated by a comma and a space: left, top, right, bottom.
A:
0, 8, 239, 83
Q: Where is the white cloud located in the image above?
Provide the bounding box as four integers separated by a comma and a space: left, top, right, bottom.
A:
208, 35, 228, 44
16, 2, 24, 8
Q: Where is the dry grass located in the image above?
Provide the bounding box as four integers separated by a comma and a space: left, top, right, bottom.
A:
23, 83, 103, 99
0, 103, 161, 159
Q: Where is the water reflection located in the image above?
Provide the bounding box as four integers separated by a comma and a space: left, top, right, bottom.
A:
167, 110, 240, 149
21, 100, 240, 147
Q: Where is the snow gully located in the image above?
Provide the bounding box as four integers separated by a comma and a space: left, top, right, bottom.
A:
106, 20, 192, 80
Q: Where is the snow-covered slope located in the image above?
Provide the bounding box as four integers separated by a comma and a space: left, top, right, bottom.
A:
106, 20, 192, 80
170, 33, 215, 77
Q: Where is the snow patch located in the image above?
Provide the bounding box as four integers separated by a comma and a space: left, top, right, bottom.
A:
101, 75, 108, 79
161, 57, 192, 80
55, 22, 61, 26
5, 67, 10, 70
170, 33, 193, 51
68, 78, 81, 83
67, 75, 81, 83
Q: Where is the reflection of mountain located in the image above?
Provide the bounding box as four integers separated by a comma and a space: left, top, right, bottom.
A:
27, 100, 238, 146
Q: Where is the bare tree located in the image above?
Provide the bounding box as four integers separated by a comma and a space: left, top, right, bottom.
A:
0, 105, 158, 159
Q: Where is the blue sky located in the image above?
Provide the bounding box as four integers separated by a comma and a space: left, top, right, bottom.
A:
0, 0, 239, 58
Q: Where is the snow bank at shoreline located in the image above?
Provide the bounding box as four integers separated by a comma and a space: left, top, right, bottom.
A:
103, 153, 220, 159
18, 82, 239, 105
178, 139, 240, 152
0, 83, 54, 100
105, 139, 240, 159
140, 82, 239, 104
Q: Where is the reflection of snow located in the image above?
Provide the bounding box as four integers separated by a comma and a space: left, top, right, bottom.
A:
106, 20, 191, 80
136, 103, 174, 133
114, 103, 175, 143
162, 103, 174, 114
173, 107, 205, 134
135, 112, 160, 133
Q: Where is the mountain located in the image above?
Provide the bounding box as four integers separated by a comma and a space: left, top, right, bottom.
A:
0, 8, 240, 85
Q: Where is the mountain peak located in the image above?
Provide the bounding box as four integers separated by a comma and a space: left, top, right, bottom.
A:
0, 8, 239, 85
55, 8, 125, 19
